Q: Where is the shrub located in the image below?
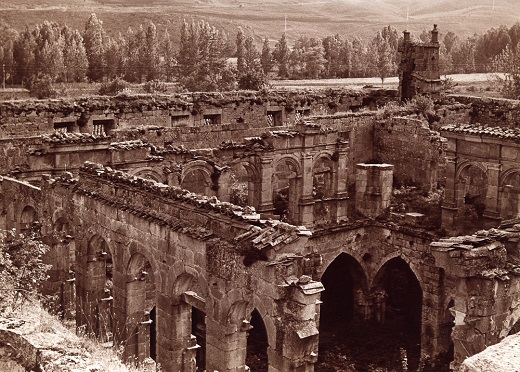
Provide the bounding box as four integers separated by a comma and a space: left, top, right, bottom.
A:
26, 74, 59, 99
99, 77, 129, 96
143, 80, 168, 94
0, 229, 50, 311
410, 95, 434, 117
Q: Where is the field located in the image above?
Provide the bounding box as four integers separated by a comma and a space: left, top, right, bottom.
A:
0, 0, 519, 46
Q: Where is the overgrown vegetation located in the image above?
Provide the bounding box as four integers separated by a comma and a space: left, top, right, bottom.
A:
98, 77, 129, 96
493, 42, 520, 99
390, 186, 444, 233
0, 229, 50, 311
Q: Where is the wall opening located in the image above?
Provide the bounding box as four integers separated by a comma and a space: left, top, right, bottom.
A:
53, 121, 75, 133
181, 168, 212, 196
150, 306, 157, 361
20, 205, 38, 235
92, 119, 115, 136
457, 165, 488, 231
246, 309, 268, 370
203, 114, 221, 125
272, 159, 299, 223
371, 257, 423, 371
267, 110, 283, 127
170, 114, 191, 127
192, 307, 206, 370
230, 163, 256, 207
317, 253, 368, 370
437, 299, 455, 370
501, 172, 520, 220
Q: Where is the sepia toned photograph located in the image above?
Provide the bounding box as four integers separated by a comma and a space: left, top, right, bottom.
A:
0, 0, 519, 371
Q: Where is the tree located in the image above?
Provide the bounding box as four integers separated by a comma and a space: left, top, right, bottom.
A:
160, 29, 176, 82
236, 28, 246, 76
260, 37, 273, 75
0, 21, 17, 87
451, 38, 476, 73
443, 31, 458, 54
142, 21, 160, 81
177, 20, 235, 91
273, 33, 290, 78
238, 35, 266, 90
83, 13, 106, 82
475, 26, 511, 70
62, 26, 88, 82
369, 31, 396, 86
13, 27, 36, 84
493, 42, 520, 99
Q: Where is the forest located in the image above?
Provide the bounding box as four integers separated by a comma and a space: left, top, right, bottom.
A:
0, 13, 519, 95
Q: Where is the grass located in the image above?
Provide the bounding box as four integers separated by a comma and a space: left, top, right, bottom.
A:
0, 299, 155, 371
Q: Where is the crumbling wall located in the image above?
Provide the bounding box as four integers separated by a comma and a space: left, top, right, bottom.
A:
375, 117, 446, 191
312, 112, 376, 185
0, 176, 41, 232
450, 95, 520, 128
310, 223, 444, 364
431, 228, 520, 370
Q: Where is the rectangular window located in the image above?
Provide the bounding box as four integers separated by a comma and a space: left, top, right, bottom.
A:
92, 119, 115, 136
53, 121, 75, 133
170, 114, 191, 127
267, 110, 283, 127
202, 114, 221, 125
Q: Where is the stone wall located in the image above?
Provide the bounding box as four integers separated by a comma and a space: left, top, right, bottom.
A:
40, 163, 321, 372
309, 223, 446, 363
0, 90, 367, 139
450, 95, 520, 128
312, 112, 376, 185
0, 176, 41, 232
374, 116, 446, 192
431, 227, 520, 370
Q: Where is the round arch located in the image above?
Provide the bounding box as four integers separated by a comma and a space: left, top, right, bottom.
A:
499, 169, 520, 220
132, 169, 164, 183
271, 155, 302, 223
20, 205, 38, 234
181, 160, 215, 196
455, 160, 487, 181
228, 159, 261, 208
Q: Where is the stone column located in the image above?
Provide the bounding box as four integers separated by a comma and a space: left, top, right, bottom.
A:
269, 279, 323, 372
205, 317, 249, 372
441, 155, 458, 229
257, 157, 274, 215
298, 152, 315, 227
355, 163, 394, 219
217, 169, 232, 203
333, 145, 349, 222
77, 251, 106, 337
483, 163, 501, 227
156, 294, 197, 372
124, 275, 148, 363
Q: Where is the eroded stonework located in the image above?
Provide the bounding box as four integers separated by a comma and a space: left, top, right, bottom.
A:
0, 71, 519, 370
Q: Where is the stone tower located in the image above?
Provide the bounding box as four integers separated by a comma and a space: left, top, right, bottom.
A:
398, 24, 441, 101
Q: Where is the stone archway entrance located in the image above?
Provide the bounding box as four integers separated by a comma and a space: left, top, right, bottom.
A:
246, 309, 268, 370
370, 257, 423, 371
316, 253, 368, 370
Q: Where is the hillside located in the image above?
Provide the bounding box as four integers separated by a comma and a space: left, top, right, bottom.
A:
0, 0, 519, 46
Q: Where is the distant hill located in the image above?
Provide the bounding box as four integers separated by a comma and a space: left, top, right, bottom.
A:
0, 0, 519, 46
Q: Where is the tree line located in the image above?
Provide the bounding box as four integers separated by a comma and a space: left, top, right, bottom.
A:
0, 13, 518, 92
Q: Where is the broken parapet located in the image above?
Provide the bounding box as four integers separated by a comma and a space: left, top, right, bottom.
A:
355, 163, 394, 219
430, 228, 520, 370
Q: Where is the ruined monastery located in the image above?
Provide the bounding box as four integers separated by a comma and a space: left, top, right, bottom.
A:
0, 25, 519, 371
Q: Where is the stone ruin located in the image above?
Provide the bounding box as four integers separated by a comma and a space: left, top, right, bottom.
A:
0, 26, 519, 372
